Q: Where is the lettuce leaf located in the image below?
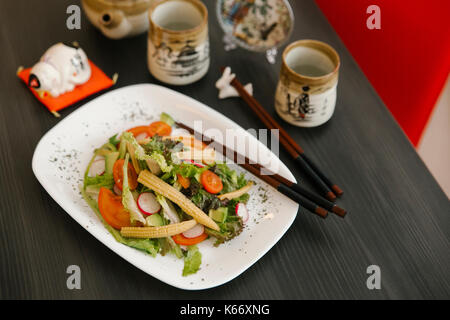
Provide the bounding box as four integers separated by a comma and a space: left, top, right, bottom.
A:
122, 132, 174, 174
122, 154, 146, 225
212, 163, 247, 193
108, 134, 120, 146
190, 188, 223, 213
143, 134, 179, 155
182, 245, 202, 276
168, 236, 183, 259
124, 238, 160, 256
159, 236, 183, 259
84, 173, 114, 189
205, 215, 244, 247
121, 132, 151, 161
175, 163, 207, 179
155, 194, 180, 224
151, 151, 173, 173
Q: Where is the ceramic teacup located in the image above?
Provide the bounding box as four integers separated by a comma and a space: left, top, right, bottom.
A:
147, 0, 209, 85
275, 40, 340, 127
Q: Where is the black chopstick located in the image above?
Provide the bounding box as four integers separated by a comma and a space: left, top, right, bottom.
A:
241, 163, 328, 218
251, 163, 346, 217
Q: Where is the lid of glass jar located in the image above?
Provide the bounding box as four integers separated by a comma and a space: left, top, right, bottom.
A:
216, 0, 294, 52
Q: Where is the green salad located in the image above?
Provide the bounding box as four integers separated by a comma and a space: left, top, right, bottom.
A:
81, 113, 252, 276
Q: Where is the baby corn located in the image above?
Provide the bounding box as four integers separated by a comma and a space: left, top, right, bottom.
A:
218, 181, 254, 200
121, 220, 196, 238
138, 170, 220, 231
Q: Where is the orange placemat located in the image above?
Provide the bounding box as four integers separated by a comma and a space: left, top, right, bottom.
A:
17, 60, 116, 116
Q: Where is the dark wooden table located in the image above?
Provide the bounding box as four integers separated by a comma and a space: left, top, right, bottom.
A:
0, 0, 449, 300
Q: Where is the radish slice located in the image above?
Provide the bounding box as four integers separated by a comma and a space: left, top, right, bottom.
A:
170, 128, 190, 137
235, 203, 249, 223
88, 159, 105, 177
135, 132, 148, 142
113, 184, 122, 196
183, 159, 205, 168
182, 223, 205, 238
137, 193, 161, 216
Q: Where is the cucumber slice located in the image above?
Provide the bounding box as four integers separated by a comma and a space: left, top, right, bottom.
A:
105, 152, 119, 175
146, 213, 164, 227
160, 112, 175, 126
209, 207, 228, 223
118, 137, 127, 159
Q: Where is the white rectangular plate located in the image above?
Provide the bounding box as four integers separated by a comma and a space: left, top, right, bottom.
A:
32, 84, 298, 290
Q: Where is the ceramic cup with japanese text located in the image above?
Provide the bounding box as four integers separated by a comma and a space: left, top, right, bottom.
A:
275, 40, 340, 127
147, 0, 209, 85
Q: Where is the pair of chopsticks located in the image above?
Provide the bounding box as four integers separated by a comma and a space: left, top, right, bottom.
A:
176, 122, 346, 219
221, 68, 343, 202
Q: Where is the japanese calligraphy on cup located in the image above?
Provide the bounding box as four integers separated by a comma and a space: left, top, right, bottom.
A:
147, 0, 209, 85
275, 40, 340, 127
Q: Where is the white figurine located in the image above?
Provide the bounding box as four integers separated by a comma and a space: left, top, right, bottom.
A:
216, 67, 253, 99
29, 43, 91, 97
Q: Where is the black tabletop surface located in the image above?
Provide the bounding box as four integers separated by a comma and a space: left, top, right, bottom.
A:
0, 0, 449, 299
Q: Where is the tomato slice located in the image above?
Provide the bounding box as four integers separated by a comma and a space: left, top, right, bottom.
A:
127, 125, 155, 139
98, 187, 131, 230
113, 159, 138, 191
200, 170, 223, 194
177, 174, 191, 189
172, 232, 208, 246
149, 121, 172, 136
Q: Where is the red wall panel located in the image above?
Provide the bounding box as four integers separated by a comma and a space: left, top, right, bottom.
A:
315, 0, 450, 145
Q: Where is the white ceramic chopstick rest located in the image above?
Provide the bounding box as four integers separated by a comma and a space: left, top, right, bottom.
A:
216, 66, 253, 99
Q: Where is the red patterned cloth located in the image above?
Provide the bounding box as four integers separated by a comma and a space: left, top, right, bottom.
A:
315, 0, 450, 145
